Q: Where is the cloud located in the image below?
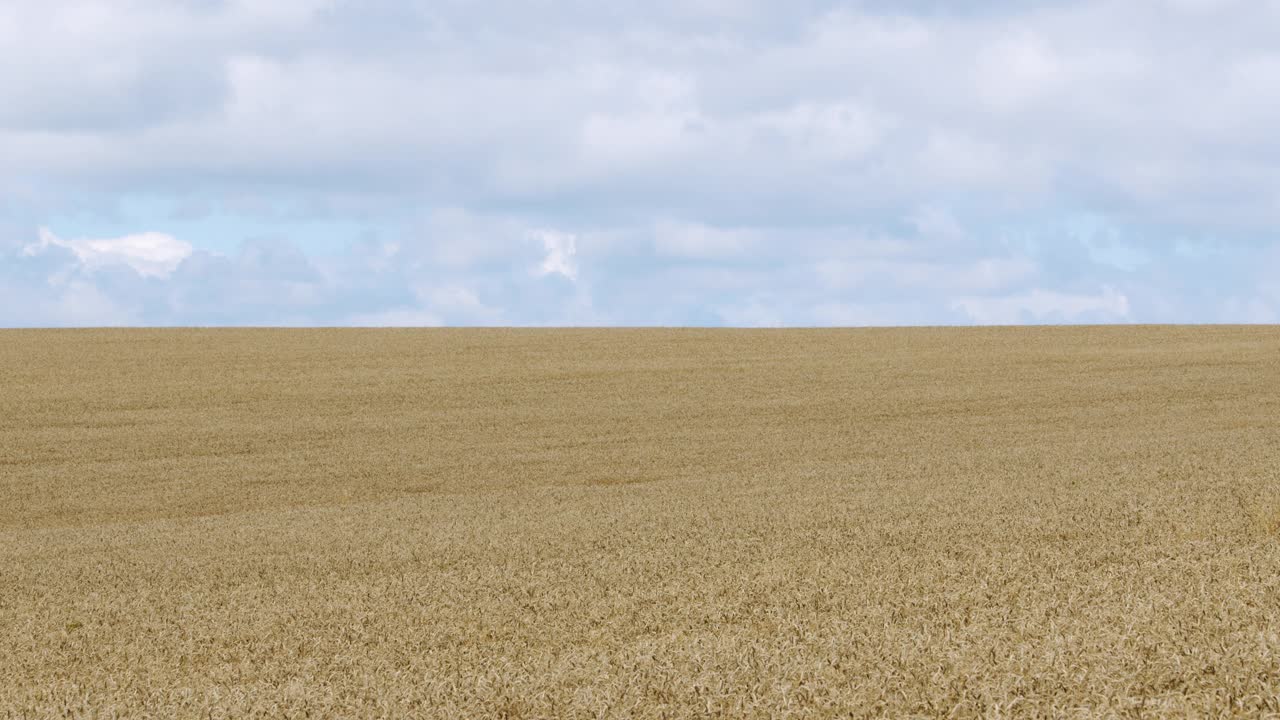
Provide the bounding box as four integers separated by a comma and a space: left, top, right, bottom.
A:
715, 299, 785, 328
535, 231, 579, 281
3, 1, 1280, 326
4, 0, 1278, 232
950, 286, 1132, 325
0, 276, 137, 327
4, 219, 1280, 327
26, 228, 193, 278
652, 222, 758, 260
346, 308, 443, 328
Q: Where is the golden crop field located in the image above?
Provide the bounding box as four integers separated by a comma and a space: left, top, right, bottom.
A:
3, 326, 1280, 718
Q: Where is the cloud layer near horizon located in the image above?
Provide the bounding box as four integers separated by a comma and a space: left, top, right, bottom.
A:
3, 0, 1279, 326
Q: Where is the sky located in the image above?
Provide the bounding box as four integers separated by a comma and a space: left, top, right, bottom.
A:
3, 0, 1279, 327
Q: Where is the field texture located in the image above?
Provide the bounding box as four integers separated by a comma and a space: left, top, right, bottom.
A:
3, 326, 1280, 718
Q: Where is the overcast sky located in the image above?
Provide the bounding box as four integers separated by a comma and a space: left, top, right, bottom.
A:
3, 0, 1279, 326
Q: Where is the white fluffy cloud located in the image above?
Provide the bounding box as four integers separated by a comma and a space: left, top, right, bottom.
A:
535, 232, 579, 281
26, 228, 192, 278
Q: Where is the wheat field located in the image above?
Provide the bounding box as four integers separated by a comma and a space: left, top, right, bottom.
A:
3, 326, 1280, 718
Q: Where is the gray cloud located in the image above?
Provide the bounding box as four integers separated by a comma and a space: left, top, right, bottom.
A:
6, 0, 1279, 224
